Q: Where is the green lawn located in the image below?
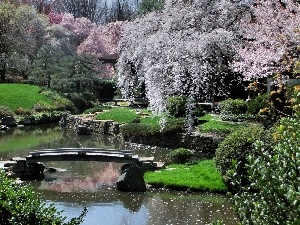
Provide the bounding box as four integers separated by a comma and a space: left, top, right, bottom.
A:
197, 114, 245, 134
95, 107, 138, 123
144, 160, 227, 192
95, 107, 160, 124
0, 83, 53, 110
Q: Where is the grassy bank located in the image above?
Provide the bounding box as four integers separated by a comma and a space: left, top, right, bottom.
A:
197, 114, 245, 134
0, 83, 53, 110
144, 160, 227, 193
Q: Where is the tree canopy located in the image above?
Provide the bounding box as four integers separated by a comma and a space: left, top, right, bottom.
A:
117, 0, 246, 115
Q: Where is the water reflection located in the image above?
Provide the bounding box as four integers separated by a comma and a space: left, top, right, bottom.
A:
0, 125, 239, 225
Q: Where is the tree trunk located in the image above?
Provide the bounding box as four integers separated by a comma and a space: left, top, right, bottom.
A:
0, 69, 6, 81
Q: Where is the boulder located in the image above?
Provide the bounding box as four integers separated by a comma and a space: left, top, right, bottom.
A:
1, 116, 17, 127
116, 164, 146, 192
21, 162, 45, 181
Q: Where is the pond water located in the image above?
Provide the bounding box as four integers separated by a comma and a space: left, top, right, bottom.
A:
0, 125, 240, 225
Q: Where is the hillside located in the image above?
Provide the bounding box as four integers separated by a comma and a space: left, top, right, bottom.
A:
0, 83, 53, 110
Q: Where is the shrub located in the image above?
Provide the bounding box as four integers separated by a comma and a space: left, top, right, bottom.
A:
231, 84, 300, 224
14, 107, 31, 115
166, 96, 204, 118
169, 148, 194, 164
246, 93, 270, 115
65, 93, 92, 113
166, 96, 187, 117
121, 117, 185, 139
232, 116, 300, 224
33, 102, 54, 112
214, 124, 265, 186
219, 98, 248, 116
0, 170, 86, 224
121, 123, 159, 139
0, 106, 13, 119
52, 97, 74, 111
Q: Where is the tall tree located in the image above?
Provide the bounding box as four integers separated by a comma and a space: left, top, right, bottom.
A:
52, 0, 103, 23
138, 0, 165, 15
0, 2, 48, 80
77, 20, 126, 78
117, 0, 246, 117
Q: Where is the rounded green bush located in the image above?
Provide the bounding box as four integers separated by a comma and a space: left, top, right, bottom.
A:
246, 93, 270, 115
166, 96, 188, 117
214, 124, 264, 176
219, 98, 248, 115
169, 148, 194, 164
166, 96, 204, 118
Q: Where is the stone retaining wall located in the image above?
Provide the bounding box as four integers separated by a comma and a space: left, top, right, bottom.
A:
123, 132, 223, 157
62, 114, 223, 156
60, 114, 121, 135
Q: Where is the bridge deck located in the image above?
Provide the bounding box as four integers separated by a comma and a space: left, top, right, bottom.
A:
26, 148, 153, 164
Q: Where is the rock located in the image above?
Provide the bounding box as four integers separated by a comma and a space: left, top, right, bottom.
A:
0, 125, 8, 130
1, 116, 17, 127
76, 125, 91, 135
59, 113, 68, 127
116, 164, 146, 192
21, 162, 45, 181
23, 119, 32, 125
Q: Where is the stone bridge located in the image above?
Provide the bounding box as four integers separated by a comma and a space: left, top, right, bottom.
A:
3, 148, 164, 192
26, 148, 154, 166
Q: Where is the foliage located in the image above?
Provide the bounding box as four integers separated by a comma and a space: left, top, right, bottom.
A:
117, 0, 245, 118
166, 96, 187, 117
0, 2, 48, 80
64, 92, 94, 113
121, 116, 185, 138
14, 107, 31, 116
169, 148, 194, 164
231, 84, 300, 224
0, 170, 87, 224
219, 98, 248, 116
18, 111, 63, 124
246, 93, 270, 115
30, 52, 99, 94
0, 84, 53, 110
121, 123, 160, 138
214, 124, 265, 180
138, 0, 165, 15
166, 96, 204, 118
144, 160, 227, 192
0, 106, 13, 119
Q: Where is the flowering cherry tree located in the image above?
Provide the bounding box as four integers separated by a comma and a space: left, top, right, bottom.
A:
48, 11, 63, 25
77, 21, 126, 78
60, 13, 96, 45
117, 0, 245, 116
78, 21, 126, 58
231, 0, 300, 81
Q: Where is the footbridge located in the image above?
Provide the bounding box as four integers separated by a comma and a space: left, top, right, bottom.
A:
26, 148, 155, 166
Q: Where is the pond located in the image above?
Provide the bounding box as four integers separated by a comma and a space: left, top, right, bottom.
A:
0, 125, 240, 225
